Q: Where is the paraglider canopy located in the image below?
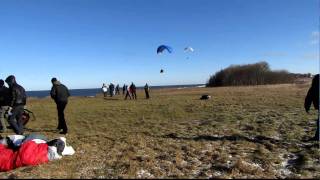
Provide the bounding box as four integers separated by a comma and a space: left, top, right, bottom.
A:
184, 46, 194, 52
157, 45, 173, 54
184, 46, 194, 59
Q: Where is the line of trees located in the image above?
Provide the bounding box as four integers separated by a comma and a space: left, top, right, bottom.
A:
206, 61, 300, 87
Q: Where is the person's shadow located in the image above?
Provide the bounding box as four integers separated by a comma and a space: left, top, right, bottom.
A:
24, 127, 57, 133
103, 97, 120, 101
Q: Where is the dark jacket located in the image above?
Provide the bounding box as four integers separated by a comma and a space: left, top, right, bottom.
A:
0, 86, 11, 106
144, 84, 149, 91
50, 81, 70, 103
305, 74, 319, 112
5, 76, 27, 107
130, 84, 136, 92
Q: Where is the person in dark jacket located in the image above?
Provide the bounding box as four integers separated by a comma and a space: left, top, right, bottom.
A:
5, 75, 27, 135
115, 84, 120, 95
109, 83, 115, 97
144, 83, 150, 99
304, 74, 319, 141
50, 78, 70, 134
0, 80, 11, 132
122, 84, 126, 95
130, 82, 137, 100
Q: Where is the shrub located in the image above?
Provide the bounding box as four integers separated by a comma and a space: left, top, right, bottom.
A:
206, 61, 298, 87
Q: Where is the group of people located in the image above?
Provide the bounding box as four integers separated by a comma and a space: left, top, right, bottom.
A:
0, 76, 27, 135
0, 75, 70, 135
102, 82, 150, 100
0, 76, 73, 172
124, 83, 137, 100
101, 83, 121, 97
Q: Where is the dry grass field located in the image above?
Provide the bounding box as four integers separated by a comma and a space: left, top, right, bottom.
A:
0, 83, 319, 178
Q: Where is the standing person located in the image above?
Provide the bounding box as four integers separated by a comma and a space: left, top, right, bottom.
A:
122, 84, 126, 95
115, 84, 120, 95
109, 83, 115, 97
130, 82, 137, 100
50, 78, 70, 134
0, 80, 11, 133
124, 85, 132, 100
5, 75, 27, 135
304, 74, 319, 141
144, 83, 150, 99
102, 83, 108, 98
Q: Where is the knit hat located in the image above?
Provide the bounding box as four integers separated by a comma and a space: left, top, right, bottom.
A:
51, 77, 57, 83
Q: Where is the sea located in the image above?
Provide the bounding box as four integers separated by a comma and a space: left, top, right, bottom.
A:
26, 84, 206, 98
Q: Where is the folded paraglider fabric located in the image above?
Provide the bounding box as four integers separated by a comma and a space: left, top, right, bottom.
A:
14, 140, 49, 168
59, 137, 75, 156
200, 95, 211, 100
0, 140, 48, 172
7, 135, 25, 147
0, 134, 75, 172
48, 146, 62, 160
0, 144, 15, 172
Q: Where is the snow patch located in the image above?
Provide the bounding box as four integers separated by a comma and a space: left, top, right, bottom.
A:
137, 169, 154, 178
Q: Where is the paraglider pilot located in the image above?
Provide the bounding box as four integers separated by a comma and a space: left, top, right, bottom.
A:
50, 78, 70, 134
5, 75, 27, 135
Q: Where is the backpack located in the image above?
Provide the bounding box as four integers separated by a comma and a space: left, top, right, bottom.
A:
5, 109, 35, 126
200, 95, 211, 100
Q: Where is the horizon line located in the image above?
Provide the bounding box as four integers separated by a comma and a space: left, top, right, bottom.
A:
26, 83, 206, 92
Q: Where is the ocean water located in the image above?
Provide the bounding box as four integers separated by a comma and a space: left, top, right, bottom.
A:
26, 84, 205, 98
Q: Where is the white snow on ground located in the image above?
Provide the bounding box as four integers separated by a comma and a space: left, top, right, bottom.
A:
191, 169, 201, 176
241, 160, 264, 171
137, 169, 154, 178
271, 135, 281, 140
276, 153, 297, 178
213, 171, 222, 177
179, 160, 188, 167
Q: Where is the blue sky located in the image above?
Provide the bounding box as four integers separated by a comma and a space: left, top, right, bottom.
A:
0, 0, 318, 90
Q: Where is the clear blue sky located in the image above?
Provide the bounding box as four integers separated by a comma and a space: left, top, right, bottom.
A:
0, 0, 318, 90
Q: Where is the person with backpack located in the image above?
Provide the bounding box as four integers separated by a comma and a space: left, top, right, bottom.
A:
5, 75, 27, 135
50, 78, 70, 134
0, 80, 11, 133
304, 74, 319, 141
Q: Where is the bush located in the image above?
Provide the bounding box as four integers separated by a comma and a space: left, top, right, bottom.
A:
206, 61, 297, 87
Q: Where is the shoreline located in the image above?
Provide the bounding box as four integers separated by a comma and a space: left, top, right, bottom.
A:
26, 84, 206, 98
